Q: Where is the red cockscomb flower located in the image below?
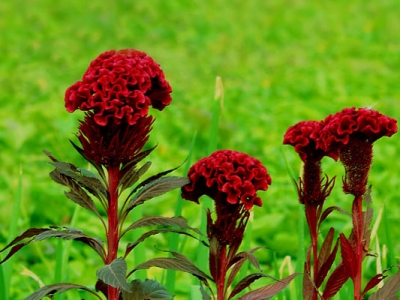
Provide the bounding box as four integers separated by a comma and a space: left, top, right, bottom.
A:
283, 120, 326, 162
75, 112, 154, 167
284, 121, 335, 205
181, 150, 271, 210
65, 49, 172, 126
319, 107, 397, 196
317, 107, 397, 158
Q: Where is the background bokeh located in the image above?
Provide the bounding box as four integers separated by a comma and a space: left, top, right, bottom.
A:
1, 1, 399, 299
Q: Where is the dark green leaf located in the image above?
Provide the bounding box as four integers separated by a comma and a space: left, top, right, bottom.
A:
25, 283, 102, 300
121, 279, 172, 300
96, 257, 131, 292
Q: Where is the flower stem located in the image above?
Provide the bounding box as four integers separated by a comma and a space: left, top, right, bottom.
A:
216, 244, 227, 300
305, 205, 319, 300
352, 195, 363, 300
106, 165, 121, 300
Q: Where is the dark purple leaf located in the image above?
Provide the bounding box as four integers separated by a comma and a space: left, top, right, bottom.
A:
362, 273, 386, 297
318, 227, 335, 272
124, 228, 207, 258
303, 267, 315, 300
316, 239, 339, 288
228, 273, 276, 300
96, 257, 131, 292
320, 206, 351, 224
322, 263, 350, 299
237, 273, 299, 300
25, 283, 102, 300
120, 161, 151, 192
226, 247, 264, 289
120, 216, 201, 238
369, 270, 400, 300
125, 176, 189, 213
130, 251, 213, 295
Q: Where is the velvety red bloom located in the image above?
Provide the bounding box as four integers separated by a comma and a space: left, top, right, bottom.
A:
181, 150, 271, 210
65, 49, 172, 126
283, 121, 327, 162
75, 112, 153, 167
318, 107, 397, 196
283, 121, 335, 205
317, 107, 397, 159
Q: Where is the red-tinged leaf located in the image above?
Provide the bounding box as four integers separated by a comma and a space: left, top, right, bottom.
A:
339, 234, 357, 280
121, 279, 173, 300
316, 239, 339, 288
362, 273, 386, 297
352, 196, 363, 246
96, 257, 131, 292
228, 273, 276, 300
318, 228, 335, 272
303, 267, 315, 300
237, 273, 299, 300
25, 283, 102, 300
124, 228, 207, 258
120, 216, 201, 238
125, 176, 189, 213
320, 206, 351, 225
322, 263, 350, 299
226, 247, 264, 289
120, 161, 151, 193
369, 271, 400, 300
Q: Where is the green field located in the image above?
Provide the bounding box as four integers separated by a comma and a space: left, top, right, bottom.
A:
1, 1, 399, 299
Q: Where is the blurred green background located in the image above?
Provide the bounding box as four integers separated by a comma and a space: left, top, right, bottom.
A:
1, 0, 399, 299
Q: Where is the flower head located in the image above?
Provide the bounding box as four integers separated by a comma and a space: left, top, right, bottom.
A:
318, 107, 397, 196
283, 121, 327, 162
76, 112, 153, 167
318, 107, 397, 159
181, 150, 271, 210
65, 49, 172, 126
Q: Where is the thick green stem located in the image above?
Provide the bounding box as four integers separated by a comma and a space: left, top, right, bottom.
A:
106, 165, 120, 300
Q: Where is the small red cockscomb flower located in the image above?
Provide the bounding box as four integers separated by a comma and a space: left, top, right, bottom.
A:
318, 107, 397, 196
65, 49, 172, 126
283, 121, 335, 205
181, 150, 271, 210
283, 120, 326, 162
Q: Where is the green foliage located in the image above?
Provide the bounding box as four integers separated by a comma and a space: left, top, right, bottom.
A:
1, 0, 400, 299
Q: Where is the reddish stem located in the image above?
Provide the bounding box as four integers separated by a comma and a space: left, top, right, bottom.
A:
305, 205, 319, 300
353, 195, 363, 300
216, 244, 227, 300
106, 165, 121, 300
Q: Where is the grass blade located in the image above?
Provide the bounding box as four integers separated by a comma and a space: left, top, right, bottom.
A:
165, 132, 197, 294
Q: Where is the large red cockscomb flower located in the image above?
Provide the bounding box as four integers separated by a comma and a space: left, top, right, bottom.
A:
65, 49, 172, 126
317, 107, 397, 158
318, 107, 397, 196
181, 150, 271, 210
